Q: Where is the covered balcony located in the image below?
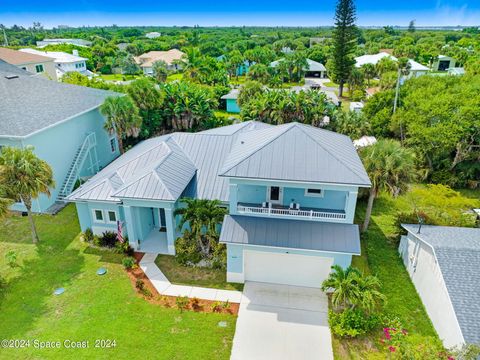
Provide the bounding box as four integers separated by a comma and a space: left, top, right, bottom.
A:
230, 182, 357, 223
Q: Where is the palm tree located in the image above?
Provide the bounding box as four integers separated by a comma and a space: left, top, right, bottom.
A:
321, 265, 385, 313
174, 198, 226, 256
152, 60, 169, 83
178, 47, 206, 80
361, 63, 376, 86
100, 96, 142, 154
0, 187, 13, 219
360, 139, 417, 232
393, 58, 411, 143
321, 265, 361, 309
0, 146, 55, 243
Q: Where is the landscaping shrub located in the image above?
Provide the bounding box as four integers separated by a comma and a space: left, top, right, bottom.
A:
116, 240, 134, 256
329, 308, 381, 338
135, 279, 145, 290
99, 231, 118, 248
211, 301, 221, 313
176, 296, 189, 312
123, 256, 136, 269
82, 228, 94, 243
191, 297, 200, 310
381, 327, 448, 358
211, 241, 227, 269
5, 250, 17, 268
174, 233, 202, 266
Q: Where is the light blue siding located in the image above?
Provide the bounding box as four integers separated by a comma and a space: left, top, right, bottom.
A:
226, 99, 240, 114
226, 243, 352, 275
1, 108, 119, 213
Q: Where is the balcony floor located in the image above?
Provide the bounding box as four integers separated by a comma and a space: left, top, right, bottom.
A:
238, 202, 345, 214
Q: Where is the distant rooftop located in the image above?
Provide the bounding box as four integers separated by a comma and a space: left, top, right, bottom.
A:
20, 48, 87, 63
0, 47, 54, 65
0, 60, 118, 138
134, 49, 185, 67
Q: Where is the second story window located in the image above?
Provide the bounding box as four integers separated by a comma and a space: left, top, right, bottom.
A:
305, 188, 324, 197
110, 138, 116, 153
35, 64, 44, 73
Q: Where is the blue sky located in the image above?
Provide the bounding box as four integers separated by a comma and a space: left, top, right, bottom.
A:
1, 0, 479, 27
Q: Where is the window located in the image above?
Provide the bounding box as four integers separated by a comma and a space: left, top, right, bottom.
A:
107, 211, 117, 223
35, 64, 44, 73
93, 209, 104, 222
110, 138, 116, 153
305, 188, 324, 197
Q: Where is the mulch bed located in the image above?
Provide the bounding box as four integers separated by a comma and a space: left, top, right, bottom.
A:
125, 252, 239, 315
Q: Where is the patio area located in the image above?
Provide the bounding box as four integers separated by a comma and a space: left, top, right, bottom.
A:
138, 227, 169, 254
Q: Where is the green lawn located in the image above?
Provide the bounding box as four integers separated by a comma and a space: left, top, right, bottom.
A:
166, 73, 183, 82
155, 255, 244, 292
333, 186, 480, 358
0, 205, 235, 360
98, 74, 141, 81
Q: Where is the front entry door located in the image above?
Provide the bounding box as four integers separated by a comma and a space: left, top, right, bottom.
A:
268, 186, 283, 205
158, 208, 166, 231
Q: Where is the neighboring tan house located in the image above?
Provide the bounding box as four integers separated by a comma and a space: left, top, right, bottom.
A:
36, 38, 92, 48
68, 121, 370, 287
20, 48, 93, 79
270, 58, 328, 78
0, 60, 120, 213
399, 225, 480, 349
355, 52, 430, 78
0, 47, 57, 80
134, 49, 185, 75
432, 55, 458, 72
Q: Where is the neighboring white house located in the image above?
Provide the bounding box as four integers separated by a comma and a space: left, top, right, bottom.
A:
432, 55, 458, 72
355, 52, 430, 78
349, 102, 364, 113
20, 49, 93, 79
145, 32, 161, 39
399, 225, 480, 349
134, 49, 185, 75
36, 38, 92, 48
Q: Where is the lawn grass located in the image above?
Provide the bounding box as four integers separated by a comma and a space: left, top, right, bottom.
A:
98, 73, 140, 81
166, 73, 183, 82
155, 255, 244, 292
333, 190, 436, 358
0, 205, 235, 359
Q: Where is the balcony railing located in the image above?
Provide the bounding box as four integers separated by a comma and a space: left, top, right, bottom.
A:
237, 203, 346, 221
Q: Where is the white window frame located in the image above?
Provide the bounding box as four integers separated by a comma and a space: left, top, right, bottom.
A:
92, 209, 105, 223
304, 188, 324, 198
106, 210, 118, 224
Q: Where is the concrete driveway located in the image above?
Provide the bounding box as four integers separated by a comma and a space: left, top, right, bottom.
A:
231, 282, 333, 360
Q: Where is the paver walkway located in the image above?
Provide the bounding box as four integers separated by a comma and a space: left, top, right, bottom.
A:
139, 253, 243, 303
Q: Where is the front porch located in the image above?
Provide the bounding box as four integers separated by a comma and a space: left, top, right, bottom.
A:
138, 227, 169, 254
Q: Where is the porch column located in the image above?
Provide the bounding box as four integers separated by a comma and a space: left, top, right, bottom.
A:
164, 207, 176, 255
229, 183, 238, 215
123, 205, 138, 250
345, 191, 358, 223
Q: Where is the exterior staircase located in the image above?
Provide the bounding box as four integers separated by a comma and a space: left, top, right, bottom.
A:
57, 132, 97, 202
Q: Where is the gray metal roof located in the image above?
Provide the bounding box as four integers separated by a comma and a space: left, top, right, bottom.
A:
220, 122, 371, 186
0, 62, 118, 137
220, 215, 361, 254
402, 224, 480, 345
221, 88, 239, 100
270, 58, 326, 72
68, 121, 271, 203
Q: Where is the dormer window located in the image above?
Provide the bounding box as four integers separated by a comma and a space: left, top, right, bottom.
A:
305, 188, 323, 197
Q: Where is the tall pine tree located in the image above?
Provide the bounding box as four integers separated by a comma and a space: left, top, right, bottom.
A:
332, 0, 357, 97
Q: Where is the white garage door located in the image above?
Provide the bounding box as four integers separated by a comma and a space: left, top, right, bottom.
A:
244, 250, 334, 288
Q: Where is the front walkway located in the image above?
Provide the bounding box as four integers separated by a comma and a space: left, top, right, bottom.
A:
139, 253, 242, 303
231, 282, 333, 360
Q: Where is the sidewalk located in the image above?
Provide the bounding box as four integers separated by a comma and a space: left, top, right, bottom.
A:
139, 253, 243, 303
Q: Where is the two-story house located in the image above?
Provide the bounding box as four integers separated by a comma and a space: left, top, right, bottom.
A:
0, 60, 120, 213
0, 47, 58, 80
20, 49, 93, 79
67, 121, 370, 287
